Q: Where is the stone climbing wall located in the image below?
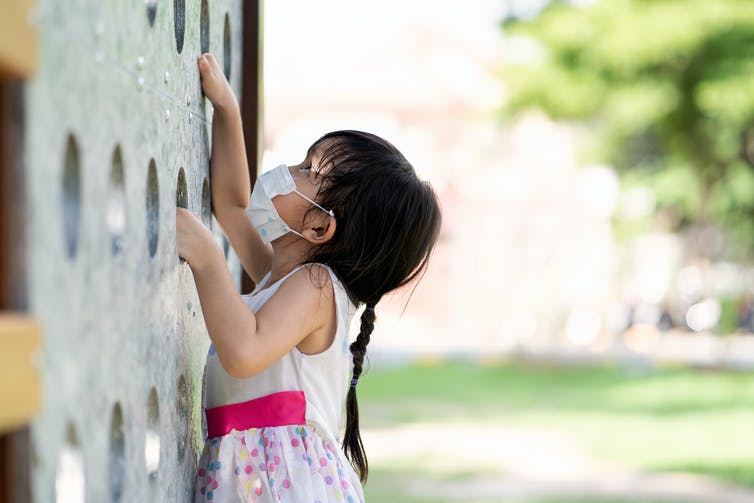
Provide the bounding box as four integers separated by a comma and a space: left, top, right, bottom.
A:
24, 0, 243, 500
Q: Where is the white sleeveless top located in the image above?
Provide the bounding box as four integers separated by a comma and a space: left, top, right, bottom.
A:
203, 262, 358, 445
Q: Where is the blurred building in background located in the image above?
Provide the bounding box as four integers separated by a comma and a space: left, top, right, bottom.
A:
262, 0, 754, 368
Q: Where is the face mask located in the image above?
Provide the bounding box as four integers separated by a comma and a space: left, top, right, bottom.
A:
246, 164, 334, 244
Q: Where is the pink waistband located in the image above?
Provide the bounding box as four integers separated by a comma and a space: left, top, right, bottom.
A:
205, 391, 306, 439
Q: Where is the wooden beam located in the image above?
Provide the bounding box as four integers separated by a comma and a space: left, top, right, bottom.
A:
0, 315, 39, 433
240, 0, 263, 294
0, 62, 32, 503
0, 0, 38, 78
0, 73, 37, 437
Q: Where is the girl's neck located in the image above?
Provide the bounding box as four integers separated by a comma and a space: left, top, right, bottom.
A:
267, 235, 315, 284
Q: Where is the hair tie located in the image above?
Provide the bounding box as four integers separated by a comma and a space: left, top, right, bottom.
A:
365, 306, 375, 313
350, 377, 359, 388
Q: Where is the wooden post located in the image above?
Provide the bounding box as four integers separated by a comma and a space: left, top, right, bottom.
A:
0, 1, 39, 500
0, 81, 36, 503
240, 0, 263, 294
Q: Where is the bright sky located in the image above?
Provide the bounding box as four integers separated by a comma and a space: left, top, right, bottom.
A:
263, 0, 506, 111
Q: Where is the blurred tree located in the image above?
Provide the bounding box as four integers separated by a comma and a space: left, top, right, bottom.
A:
502, 0, 754, 253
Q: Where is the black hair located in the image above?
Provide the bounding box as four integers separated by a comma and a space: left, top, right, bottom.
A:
301, 130, 442, 482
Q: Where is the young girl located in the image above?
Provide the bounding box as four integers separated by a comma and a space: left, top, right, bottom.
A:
176, 52, 441, 503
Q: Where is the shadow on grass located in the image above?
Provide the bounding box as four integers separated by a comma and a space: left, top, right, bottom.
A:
365, 468, 679, 503
651, 462, 754, 488
358, 361, 754, 490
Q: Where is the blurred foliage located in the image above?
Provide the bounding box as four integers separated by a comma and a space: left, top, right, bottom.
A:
718, 295, 740, 335
502, 0, 754, 251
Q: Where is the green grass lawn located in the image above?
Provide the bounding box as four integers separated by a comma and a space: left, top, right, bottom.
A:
358, 360, 754, 502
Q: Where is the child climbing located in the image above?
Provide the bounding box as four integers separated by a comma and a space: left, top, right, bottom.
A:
176, 52, 442, 502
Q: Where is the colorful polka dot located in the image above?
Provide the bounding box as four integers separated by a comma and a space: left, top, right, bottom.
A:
196, 426, 364, 501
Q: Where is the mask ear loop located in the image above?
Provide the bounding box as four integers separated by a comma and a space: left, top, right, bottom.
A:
294, 190, 335, 218
285, 191, 335, 240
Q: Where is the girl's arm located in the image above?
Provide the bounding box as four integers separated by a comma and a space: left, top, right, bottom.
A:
176, 209, 333, 377
191, 255, 333, 377
199, 53, 273, 283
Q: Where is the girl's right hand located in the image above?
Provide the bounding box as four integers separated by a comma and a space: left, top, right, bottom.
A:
198, 52, 236, 111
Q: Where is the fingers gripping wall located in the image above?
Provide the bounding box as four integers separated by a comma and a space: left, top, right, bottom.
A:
25, 0, 243, 500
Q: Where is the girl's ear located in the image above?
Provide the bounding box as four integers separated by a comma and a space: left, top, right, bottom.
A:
302, 214, 336, 244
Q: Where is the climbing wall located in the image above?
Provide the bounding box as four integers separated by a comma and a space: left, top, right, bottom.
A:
24, 0, 243, 500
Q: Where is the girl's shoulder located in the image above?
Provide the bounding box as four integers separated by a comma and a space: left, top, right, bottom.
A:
249, 262, 331, 296
250, 262, 354, 314
282, 263, 356, 318
281, 262, 340, 293
299, 263, 355, 309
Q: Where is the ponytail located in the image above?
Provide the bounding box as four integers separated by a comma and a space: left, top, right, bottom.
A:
342, 301, 377, 483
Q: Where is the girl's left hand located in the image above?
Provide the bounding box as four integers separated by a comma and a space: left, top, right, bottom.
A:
176, 208, 221, 270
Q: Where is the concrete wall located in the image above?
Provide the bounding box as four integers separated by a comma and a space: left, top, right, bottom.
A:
24, 0, 243, 500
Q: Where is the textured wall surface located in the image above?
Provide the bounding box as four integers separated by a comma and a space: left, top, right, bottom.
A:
25, 0, 243, 500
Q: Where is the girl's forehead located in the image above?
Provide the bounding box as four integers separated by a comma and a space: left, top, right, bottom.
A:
309, 139, 337, 169
309, 137, 338, 156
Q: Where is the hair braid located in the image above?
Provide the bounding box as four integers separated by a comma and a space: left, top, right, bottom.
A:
342, 301, 378, 482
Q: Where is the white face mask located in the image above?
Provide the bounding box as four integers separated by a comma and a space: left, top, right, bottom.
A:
246, 164, 334, 244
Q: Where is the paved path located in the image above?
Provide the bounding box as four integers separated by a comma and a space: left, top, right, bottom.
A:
363, 422, 754, 503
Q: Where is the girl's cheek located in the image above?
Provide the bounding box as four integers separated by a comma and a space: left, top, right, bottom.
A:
272, 195, 294, 221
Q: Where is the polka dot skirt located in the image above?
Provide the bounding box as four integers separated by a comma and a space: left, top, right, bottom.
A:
194, 425, 364, 503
